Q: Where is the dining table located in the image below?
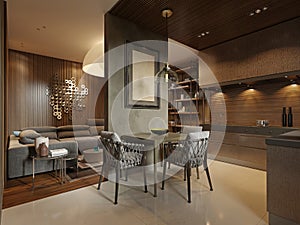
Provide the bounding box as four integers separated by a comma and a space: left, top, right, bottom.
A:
121, 132, 188, 197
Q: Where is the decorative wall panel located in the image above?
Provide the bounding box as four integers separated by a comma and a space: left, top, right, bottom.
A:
7, 50, 105, 135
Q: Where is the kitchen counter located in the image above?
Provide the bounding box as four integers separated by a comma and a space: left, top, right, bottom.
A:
265, 130, 300, 148
266, 129, 300, 225
202, 124, 297, 136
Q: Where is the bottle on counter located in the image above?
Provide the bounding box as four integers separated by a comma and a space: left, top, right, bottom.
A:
282, 107, 287, 127
288, 107, 293, 127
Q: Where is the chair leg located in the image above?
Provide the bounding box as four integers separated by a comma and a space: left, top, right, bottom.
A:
205, 167, 213, 191
125, 168, 128, 181
143, 167, 148, 193
97, 164, 105, 190
161, 160, 167, 190
196, 166, 199, 179
186, 163, 191, 203
184, 167, 187, 181
114, 166, 120, 204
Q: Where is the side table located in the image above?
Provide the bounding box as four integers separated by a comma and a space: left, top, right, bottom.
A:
31, 153, 67, 190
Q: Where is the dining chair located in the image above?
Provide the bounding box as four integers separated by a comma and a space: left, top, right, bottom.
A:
97, 131, 147, 204
161, 131, 213, 203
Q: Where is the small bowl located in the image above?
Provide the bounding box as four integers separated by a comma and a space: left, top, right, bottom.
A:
151, 128, 169, 135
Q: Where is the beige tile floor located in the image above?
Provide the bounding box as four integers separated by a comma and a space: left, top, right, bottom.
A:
1, 161, 267, 225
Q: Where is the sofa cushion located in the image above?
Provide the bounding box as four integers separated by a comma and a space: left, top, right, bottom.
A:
86, 118, 104, 126
58, 130, 91, 139
22, 126, 57, 132
22, 126, 58, 139
89, 126, 104, 136
57, 125, 90, 131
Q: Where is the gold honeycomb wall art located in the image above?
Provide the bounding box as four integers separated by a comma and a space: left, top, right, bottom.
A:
46, 74, 88, 120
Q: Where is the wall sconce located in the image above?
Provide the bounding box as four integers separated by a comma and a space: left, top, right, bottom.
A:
82, 42, 105, 77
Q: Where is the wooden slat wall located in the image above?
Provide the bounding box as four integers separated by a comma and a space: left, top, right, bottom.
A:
210, 80, 300, 127
7, 49, 105, 134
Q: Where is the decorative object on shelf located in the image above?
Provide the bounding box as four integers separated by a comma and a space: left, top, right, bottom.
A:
288, 106, 293, 127
282, 107, 287, 127
46, 74, 88, 120
155, 8, 178, 83
82, 42, 105, 77
256, 120, 269, 127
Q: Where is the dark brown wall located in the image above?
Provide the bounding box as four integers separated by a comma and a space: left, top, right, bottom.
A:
199, 17, 300, 84
7, 50, 105, 135
199, 18, 300, 128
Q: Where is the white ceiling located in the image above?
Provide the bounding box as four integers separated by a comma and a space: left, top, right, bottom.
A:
7, 0, 119, 63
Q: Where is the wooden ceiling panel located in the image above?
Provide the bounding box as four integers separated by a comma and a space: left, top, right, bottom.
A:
109, 0, 300, 50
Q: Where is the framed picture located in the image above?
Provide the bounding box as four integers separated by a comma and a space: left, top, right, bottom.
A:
124, 41, 160, 109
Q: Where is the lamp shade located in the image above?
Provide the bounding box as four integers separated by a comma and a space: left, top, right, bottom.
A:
155, 63, 178, 82
82, 43, 105, 77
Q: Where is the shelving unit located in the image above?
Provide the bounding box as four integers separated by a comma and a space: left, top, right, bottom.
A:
168, 64, 210, 132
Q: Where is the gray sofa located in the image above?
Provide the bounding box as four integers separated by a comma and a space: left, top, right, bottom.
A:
7, 119, 105, 179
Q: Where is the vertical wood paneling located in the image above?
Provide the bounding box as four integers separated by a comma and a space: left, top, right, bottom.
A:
7, 50, 106, 135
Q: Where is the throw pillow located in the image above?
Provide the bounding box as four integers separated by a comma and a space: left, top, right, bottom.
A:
13, 130, 21, 137
20, 129, 41, 139
19, 136, 35, 144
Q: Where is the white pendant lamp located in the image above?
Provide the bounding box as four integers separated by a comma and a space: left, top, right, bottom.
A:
82, 42, 105, 77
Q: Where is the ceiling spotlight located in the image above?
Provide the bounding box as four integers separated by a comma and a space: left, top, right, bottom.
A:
249, 12, 255, 16
255, 9, 261, 14
284, 75, 288, 79
198, 31, 210, 38
263, 6, 268, 11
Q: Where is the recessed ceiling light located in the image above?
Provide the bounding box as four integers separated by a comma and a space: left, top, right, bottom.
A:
198, 31, 210, 38
36, 28, 40, 31
249, 6, 269, 17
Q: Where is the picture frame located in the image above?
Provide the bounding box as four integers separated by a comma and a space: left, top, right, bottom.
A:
124, 41, 160, 109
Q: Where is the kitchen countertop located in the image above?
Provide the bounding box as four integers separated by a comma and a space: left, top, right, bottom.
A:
202, 124, 297, 136
265, 130, 300, 148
